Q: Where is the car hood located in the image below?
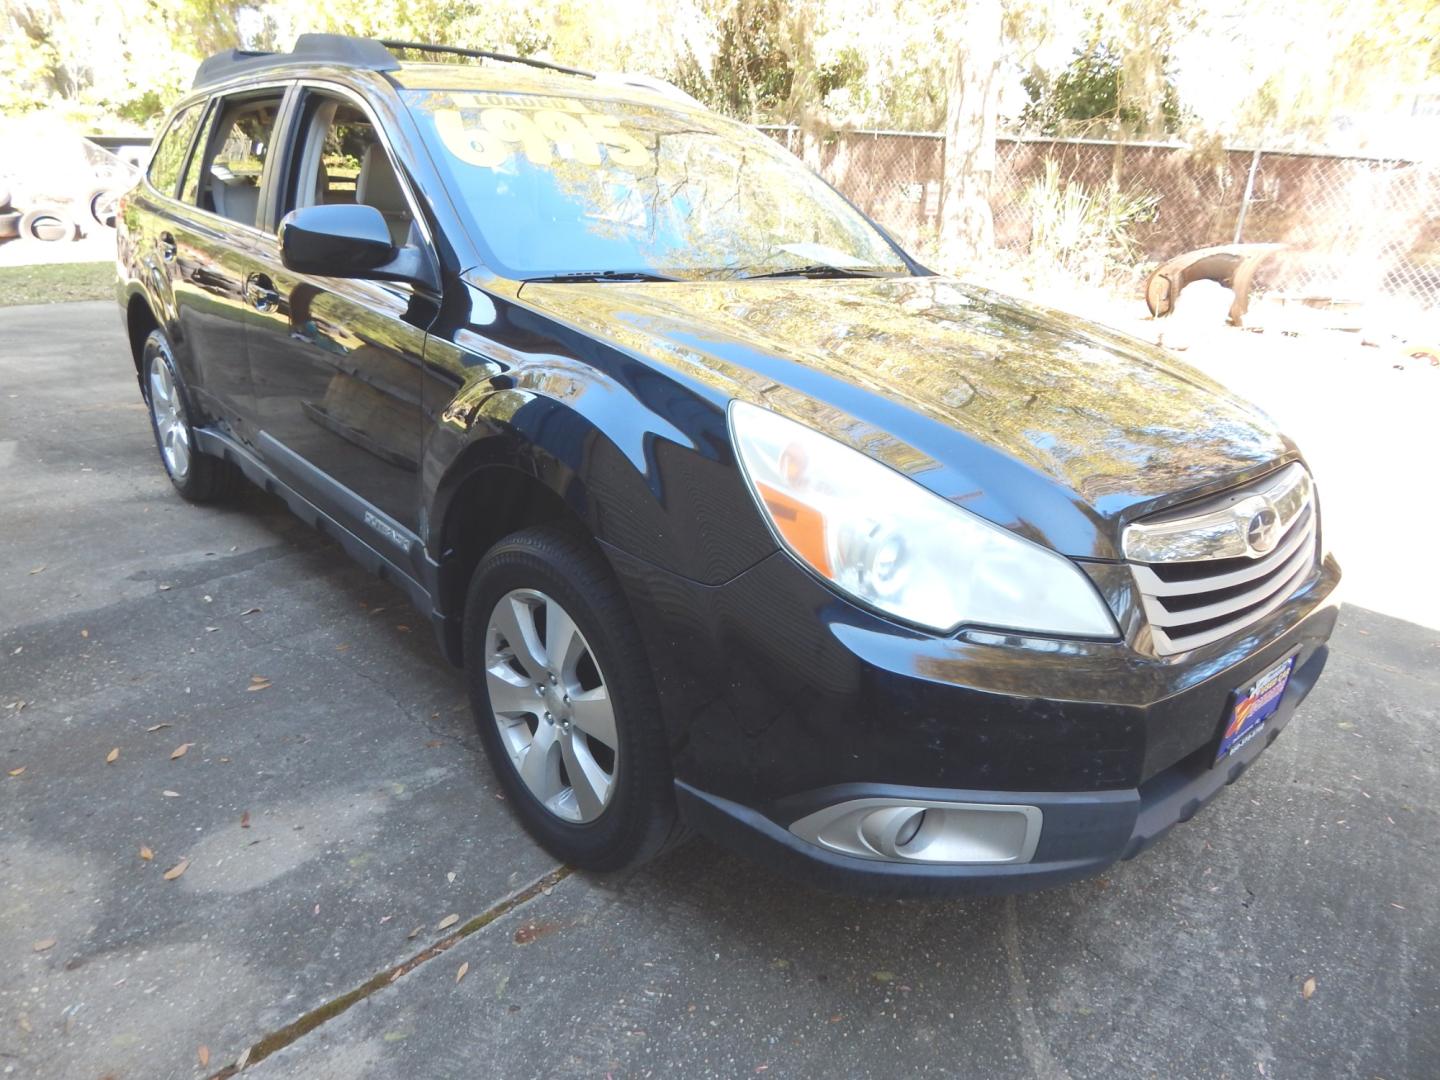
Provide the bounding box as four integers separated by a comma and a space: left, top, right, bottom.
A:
514, 274, 1295, 560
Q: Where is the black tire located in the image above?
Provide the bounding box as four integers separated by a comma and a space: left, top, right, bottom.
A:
141, 329, 242, 503
0, 210, 19, 240
86, 186, 119, 229
19, 206, 81, 242
463, 526, 684, 872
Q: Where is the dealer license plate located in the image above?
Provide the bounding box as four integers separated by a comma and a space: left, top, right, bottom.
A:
1216, 655, 1295, 763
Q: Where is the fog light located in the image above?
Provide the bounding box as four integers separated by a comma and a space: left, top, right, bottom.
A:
790, 797, 1042, 865
895, 809, 926, 848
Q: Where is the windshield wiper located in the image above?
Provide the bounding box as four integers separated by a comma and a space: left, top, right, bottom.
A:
735, 264, 902, 280
522, 270, 679, 284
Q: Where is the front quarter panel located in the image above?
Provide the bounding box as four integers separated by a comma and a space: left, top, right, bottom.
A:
421, 283, 777, 584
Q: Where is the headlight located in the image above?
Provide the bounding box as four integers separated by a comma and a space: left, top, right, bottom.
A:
729, 401, 1119, 638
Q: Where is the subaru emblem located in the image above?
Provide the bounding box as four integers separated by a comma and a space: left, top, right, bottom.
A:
1246, 506, 1281, 554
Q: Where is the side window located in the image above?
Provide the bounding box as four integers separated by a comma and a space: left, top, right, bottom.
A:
194, 92, 285, 228
146, 103, 203, 197
286, 94, 414, 246
179, 103, 220, 205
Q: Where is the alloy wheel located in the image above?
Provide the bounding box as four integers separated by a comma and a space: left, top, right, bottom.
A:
484, 588, 619, 823
148, 353, 191, 481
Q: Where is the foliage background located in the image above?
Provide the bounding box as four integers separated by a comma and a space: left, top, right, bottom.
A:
2, 0, 1436, 152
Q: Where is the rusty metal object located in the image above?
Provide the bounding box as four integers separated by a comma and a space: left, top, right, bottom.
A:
1145, 243, 1284, 326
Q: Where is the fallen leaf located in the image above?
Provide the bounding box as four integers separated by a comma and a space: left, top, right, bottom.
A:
163, 858, 190, 881
162, 789, 180, 798
157, 584, 172, 591
106, 747, 119, 764
246, 679, 272, 692
146, 723, 172, 733
236, 1046, 251, 1070
379, 915, 393, 924
314, 903, 320, 915
240, 810, 250, 829
202, 595, 213, 603
205, 626, 219, 633
240, 607, 261, 616
455, 961, 469, 983
8, 766, 24, 777
436, 913, 459, 931
198, 1046, 210, 1067
170, 743, 193, 760
407, 925, 423, 939
32, 938, 56, 952
1302, 976, 1317, 999
871, 971, 896, 983
139, 846, 154, 861
335, 643, 350, 653
81, 629, 89, 638
29, 565, 45, 575
396, 625, 410, 633
447, 871, 456, 884
424, 740, 442, 749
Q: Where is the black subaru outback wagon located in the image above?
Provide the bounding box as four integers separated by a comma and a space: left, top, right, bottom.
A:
116, 35, 1340, 896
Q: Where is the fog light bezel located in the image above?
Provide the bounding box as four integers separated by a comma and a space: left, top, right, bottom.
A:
789, 797, 1043, 865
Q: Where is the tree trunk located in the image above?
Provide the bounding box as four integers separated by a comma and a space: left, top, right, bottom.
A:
939, 0, 1003, 272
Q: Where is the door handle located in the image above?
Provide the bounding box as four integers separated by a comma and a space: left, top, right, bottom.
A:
158, 231, 177, 262
246, 273, 280, 314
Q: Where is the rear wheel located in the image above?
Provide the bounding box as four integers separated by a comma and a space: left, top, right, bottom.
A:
463, 527, 683, 871
142, 329, 240, 502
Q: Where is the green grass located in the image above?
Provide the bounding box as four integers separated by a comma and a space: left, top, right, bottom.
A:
0, 262, 114, 306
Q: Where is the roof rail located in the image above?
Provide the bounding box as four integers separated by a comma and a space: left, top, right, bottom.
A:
377, 40, 594, 80
192, 34, 400, 89
595, 72, 703, 108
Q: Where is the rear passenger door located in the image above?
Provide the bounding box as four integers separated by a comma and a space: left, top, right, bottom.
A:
243, 84, 437, 543
169, 86, 291, 440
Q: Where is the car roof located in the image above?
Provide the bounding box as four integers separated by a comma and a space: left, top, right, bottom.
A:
188, 34, 700, 113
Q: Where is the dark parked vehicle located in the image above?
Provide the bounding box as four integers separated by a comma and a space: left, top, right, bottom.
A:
116, 35, 1340, 896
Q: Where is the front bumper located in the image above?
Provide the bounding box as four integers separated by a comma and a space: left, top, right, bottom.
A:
605, 541, 1341, 897
675, 641, 1327, 896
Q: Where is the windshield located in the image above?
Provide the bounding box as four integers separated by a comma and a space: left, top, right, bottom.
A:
403, 88, 909, 281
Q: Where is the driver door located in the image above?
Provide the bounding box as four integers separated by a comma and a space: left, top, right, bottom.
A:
243, 85, 439, 547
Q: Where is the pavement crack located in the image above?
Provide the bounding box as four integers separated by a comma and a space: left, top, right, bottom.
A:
1003, 896, 1073, 1080
208, 864, 571, 1078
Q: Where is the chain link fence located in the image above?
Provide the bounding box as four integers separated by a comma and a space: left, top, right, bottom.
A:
761, 125, 1440, 308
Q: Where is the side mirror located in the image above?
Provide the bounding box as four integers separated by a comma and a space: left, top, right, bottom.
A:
279, 204, 395, 277
278, 204, 439, 291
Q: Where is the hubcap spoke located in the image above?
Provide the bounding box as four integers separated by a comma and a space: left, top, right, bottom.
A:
559, 732, 610, 820
544, 599, 586, 683
517, 720, 561, 804
490, 595, 548, 681
485, 668, 540, 717
568, 687, 617, 749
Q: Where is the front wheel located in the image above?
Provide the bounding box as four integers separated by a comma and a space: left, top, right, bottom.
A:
142, 329, 239, 502
463, 527, 683, 872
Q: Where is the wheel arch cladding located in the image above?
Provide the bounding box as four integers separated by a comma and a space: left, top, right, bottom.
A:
126, 293, 159, 375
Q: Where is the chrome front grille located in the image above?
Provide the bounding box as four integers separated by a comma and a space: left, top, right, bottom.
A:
1124, 463, 1319, 654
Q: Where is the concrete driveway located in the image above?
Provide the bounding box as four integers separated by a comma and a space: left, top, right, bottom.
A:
2, 302, 1436, 1080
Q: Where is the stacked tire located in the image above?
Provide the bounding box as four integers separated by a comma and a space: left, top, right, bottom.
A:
0, 188, 18, 241
17, 206, 82, 242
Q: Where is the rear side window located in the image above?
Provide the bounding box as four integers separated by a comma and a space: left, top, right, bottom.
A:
147, 103, 203, 197
179, 103, 220, 205
194, 92, 285, 228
